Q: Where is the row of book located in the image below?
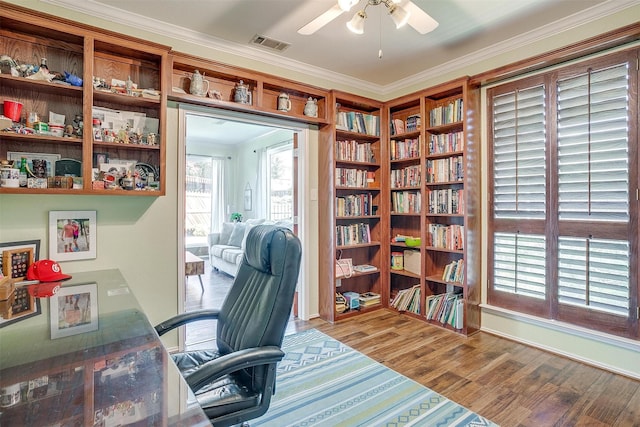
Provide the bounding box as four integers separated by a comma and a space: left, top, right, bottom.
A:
390, 137, 420, 160
390, 284, 420, 314
335, 140, 376, 163
426, 293, 464, 329
442, 259, 464, 283
391, 190, 422, 214
427, 224, 464, 250
428, 131, 464, 155
391, 165, 421, 188
335, 193, 374, 217
427, 188, 465, 215
335, 168, 376, 188
426, 156, 464, 183
390, 114, 421, 135
336, 111, 380, 136
336, 223, 371, 246
429, 98, 463, 127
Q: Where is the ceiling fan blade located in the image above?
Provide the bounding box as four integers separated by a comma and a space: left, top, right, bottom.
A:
404, 1, 439, 34
298, 4, 345, 35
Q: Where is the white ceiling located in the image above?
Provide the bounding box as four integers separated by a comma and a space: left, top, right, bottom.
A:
43, 0, 637, 93
40, 0, 638, 143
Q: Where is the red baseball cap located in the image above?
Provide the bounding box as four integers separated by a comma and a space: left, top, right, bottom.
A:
27, 260, 72, 282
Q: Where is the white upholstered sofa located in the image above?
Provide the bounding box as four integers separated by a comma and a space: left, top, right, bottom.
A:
208, 218, 293, 277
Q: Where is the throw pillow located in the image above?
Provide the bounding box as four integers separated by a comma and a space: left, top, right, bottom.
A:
241, 223, 255, 251
219, 222, 235, 245
228, 223, 247, 247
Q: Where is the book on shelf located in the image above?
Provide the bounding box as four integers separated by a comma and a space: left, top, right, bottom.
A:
391, 191, 422, 214
391, 165, 421, 188
359, 291, 381, 306
428, 188, 464, 215
353, 264, 378, 273
427, 224, 464, 250
429, 99, 463, 127
390, 284, 420, 314
406, 114, 421, 132
335, 223, 371, 246
442, 259, 464, 283
336, 110, 379, 136
426, 156, 464, 183
390, 137, 420, 160
335, 193, 373, 216
425, 292, 464, 329
429, 131, 464, 155
335, 140, 375, 163
390, 118, 405, 135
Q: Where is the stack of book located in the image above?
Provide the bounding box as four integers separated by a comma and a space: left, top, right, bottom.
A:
425, 293, 464, 329
442, 259, 464, 283
390, 284, 420, 314
359, 291, 381, 307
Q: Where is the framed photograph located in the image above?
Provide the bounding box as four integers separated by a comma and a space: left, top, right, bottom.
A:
7, 152, 61, 178
49, 211, 97, 261
93, 152, 109, 168
0, 240, 40, 280
244, 185, 252, 211
0, 285, 42, 329
50, 283, 98, 339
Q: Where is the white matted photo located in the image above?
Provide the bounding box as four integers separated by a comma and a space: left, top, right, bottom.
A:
50, 283, 98, 339
49, 211, 96, 261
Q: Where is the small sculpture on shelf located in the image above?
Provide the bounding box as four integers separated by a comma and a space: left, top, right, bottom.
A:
277, 92, 291, 112
304, 97, 318, 118
233, 80, 252, 105
188, 70, 209, 97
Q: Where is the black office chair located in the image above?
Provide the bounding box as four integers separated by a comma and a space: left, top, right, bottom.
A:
155, 225, 301, 427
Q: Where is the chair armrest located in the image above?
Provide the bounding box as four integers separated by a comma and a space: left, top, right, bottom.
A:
208, 233, 221, 246
185, 346, 285, 393
154, 309, 221, 336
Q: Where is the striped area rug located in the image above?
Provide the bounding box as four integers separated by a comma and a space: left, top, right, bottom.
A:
253, 328, 498, 427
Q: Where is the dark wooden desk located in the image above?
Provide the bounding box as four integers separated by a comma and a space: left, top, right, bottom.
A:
0, 269, 209, 426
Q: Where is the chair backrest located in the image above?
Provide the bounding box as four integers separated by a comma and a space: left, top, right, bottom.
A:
216, 225, 301, 388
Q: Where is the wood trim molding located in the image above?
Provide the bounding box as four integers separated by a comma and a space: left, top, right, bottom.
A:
470, 21, 640, 86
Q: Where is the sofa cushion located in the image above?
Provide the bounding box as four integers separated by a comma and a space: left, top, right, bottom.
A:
219, 222, 235, 245
241, 223, 255, 251
245, 218, 265, 225
221, 248, 243, 265
211, 245, 238, 258
228, 223, 246, 247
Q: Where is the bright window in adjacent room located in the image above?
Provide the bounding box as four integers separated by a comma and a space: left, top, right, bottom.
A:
266, 143, 294, 221
185, 155, 226, 249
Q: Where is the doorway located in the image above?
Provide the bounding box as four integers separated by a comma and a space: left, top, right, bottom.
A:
177, 107, 309, 350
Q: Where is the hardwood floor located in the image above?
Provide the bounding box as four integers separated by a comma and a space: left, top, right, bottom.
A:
187, 259, 640, 427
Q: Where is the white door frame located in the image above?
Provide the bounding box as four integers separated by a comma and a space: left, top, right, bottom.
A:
177, 104, 312, 349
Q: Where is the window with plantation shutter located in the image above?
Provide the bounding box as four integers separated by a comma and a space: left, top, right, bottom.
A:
557, 63, 629, 222
493, 232, 546, 299
487, 49, 638, 339
492, 85, 546, 220
558, 237, 630, 316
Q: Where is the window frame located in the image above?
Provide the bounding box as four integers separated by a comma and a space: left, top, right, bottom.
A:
487, 48, 639, 339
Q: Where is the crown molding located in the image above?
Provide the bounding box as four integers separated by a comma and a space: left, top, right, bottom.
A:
42, 0, 638, 97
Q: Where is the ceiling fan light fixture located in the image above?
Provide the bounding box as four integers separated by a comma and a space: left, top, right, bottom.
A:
347, 10, 366, 34
338, 0, 359, 12
388, 4, 410, 28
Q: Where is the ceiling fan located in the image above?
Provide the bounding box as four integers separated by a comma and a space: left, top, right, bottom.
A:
298, 0, 438, 35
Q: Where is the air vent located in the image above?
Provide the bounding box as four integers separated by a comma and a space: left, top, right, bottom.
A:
250, 34, 290, 52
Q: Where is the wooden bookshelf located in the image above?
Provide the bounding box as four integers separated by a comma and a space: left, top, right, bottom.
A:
319, 90, 387, 322
384, 78, 480, 335
0, 2, 169, 196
